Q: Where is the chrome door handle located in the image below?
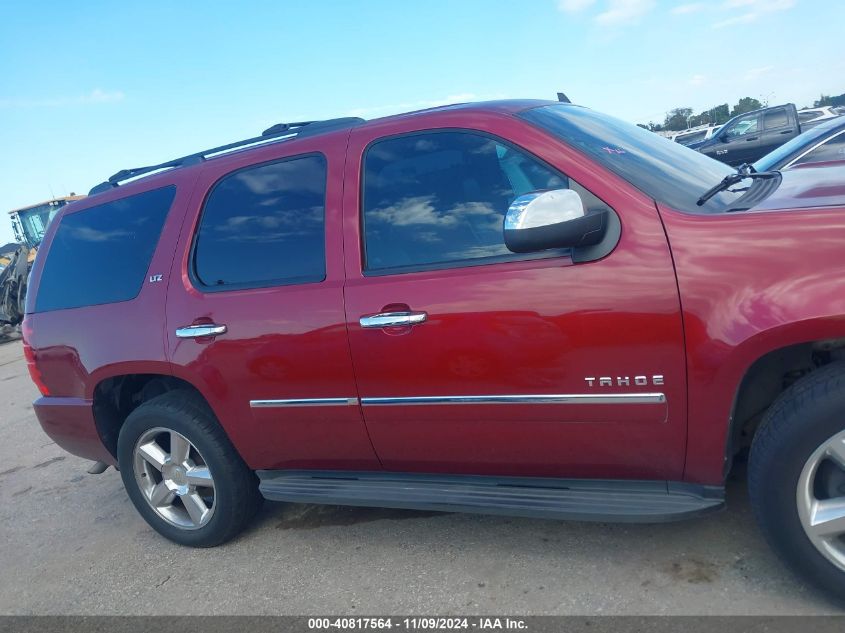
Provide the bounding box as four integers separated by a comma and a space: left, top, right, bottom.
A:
359, 311, 427, 329
175, 324, 227, 339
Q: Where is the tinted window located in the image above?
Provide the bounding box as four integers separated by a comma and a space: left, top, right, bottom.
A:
194, 155, 326, 289
794, 132, 845, 166
799, 110, 820, 123
362, 132, 608, 272
763, 108, 789, 130
520, 105, 740, 214
35, 186, 175, 312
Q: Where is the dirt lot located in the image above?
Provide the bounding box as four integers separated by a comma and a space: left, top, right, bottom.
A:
0, 339, 842, 615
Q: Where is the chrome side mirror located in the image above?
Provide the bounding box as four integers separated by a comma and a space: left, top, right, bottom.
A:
503, 189, 607, 254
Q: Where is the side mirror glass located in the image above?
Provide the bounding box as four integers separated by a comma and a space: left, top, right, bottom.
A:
504, 189, 607, 254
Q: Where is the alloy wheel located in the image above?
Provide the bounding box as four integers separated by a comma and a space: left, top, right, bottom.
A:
797, 429, 845, 571
133, 427, 216, 530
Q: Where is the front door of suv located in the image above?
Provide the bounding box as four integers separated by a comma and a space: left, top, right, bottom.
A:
166, 138, 379, 471
342, 116, 688, 480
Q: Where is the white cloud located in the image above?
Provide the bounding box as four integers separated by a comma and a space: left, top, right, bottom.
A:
722, 0, 759, 7
744, 65, 775, 80
595, 0, 657, 26
712, 13, 756, 27
84, 88, 125, 104
0, 89, 125, 108
688, 74, 707, 86
671, 3, 706, 14
557, 0, 597, 12
713, 0, 795, 28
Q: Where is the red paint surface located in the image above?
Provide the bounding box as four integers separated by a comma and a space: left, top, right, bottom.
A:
33, 397, 115, 465
341, 113, 686, 479
23, 101, 845, 485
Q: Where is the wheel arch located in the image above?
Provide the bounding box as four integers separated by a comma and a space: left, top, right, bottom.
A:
724, 329, 845, 477
92, 371, 216, 460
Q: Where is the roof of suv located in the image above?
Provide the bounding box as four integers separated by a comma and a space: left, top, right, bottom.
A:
86, 100, 561, 198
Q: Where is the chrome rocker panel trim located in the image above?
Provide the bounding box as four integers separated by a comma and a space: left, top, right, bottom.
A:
360, 393, 666, 406
250, 398, 359, 408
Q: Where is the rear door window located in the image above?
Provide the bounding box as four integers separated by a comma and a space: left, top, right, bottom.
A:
763, 108, 790, 130
35, 186, 175, 312
192, 154, 327, 290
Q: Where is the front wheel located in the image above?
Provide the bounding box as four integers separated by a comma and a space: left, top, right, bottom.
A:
749, 363, 845, 603
117, 390, 262, 547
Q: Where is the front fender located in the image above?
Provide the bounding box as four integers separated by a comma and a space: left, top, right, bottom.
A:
657, 203, 845, 483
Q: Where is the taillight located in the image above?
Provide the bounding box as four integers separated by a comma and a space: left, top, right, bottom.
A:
21, 318, 50, 396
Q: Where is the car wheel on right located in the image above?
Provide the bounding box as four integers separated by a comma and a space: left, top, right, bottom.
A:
749, 362, 845, 603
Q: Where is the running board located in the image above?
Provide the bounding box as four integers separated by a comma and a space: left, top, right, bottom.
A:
257, 471, 724, 523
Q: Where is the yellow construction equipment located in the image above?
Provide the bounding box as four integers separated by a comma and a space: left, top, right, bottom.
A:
1, 195, 85, 335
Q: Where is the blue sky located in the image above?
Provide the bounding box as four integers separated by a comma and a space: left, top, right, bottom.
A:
1, 0, 842, 245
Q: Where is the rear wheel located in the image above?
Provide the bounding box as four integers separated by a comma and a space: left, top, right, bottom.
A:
117, 390, 262, 547
749, 363, 845, 603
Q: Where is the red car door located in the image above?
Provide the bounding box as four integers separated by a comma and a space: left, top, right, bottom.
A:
166, 134, 379, 471
342, 111, 687, 480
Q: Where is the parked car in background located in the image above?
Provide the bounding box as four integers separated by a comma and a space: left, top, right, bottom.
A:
698, 103, 802, 166
671, 124, 722, 149
754, 115, 845, 172
21, 99, 845, 604
798, 106, 845, 129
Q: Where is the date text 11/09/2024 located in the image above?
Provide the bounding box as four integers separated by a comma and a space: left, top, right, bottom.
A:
307, 618, 527, 630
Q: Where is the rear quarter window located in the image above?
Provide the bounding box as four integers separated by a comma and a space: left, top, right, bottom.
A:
34, 186, 175, 312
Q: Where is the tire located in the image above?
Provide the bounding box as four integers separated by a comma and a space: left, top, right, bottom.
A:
749, 362, 845, 604
117, 390, 262, 547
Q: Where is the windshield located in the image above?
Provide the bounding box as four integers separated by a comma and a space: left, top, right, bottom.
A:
17, 202, 63, 248
754, 116, 845, 172
518, 104, 744, 213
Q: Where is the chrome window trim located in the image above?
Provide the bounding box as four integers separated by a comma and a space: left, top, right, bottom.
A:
360, 393, 666, 406
784, 129, 845, 169
250, 398, 359, 408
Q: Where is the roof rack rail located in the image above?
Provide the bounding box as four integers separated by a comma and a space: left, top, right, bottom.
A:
88, 117, 365, 195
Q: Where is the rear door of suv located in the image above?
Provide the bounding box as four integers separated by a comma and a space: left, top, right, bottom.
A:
758, 106, 797, 158
341, 112, 688, 480
165, 134, 379, 471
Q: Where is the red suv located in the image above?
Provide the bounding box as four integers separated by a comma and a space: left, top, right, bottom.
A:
23, 100, 845, 602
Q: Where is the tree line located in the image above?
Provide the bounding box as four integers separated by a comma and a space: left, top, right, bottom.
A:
638, 92, 845, 132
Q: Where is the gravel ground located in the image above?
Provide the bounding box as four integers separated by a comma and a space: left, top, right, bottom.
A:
0, 339, 841, 615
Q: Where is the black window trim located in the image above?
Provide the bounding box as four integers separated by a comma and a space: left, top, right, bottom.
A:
359, 127, 612, 278
188, 151, 329, 294
33, 184, 177, 313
